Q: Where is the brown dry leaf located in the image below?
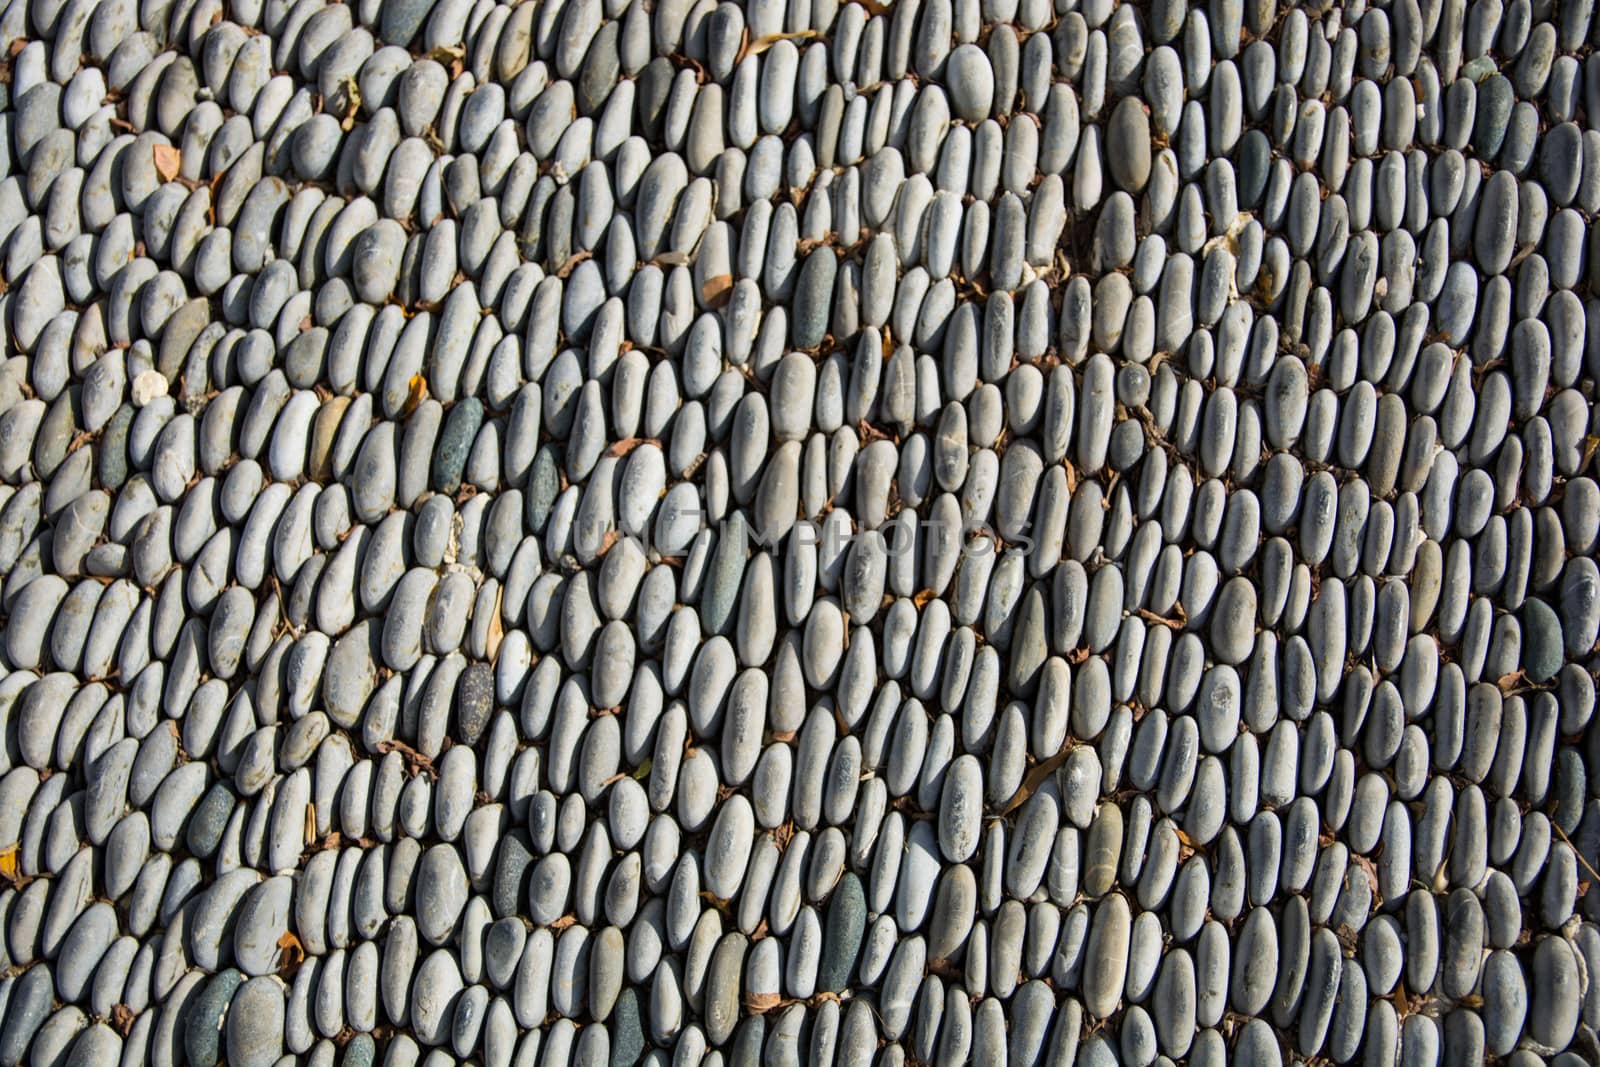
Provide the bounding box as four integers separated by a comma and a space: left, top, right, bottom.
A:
0, 843, 17, 884
304, 803, 317, 845
153, 144, 182, 182
744, 29, 821, 55
549, 915, 578, 930
555, 250, 593, 279
7, 38, 26, 57
430, 43, 466, 78
1002, 744, 1075, 815
607, 436, 657, 457
858, 418, 890, 443
1350, 851, 1380, 896
701, 273, 734, 308
1495, 670, 1526, 694
1552, 819, 1600, 885
745, 992, 783, 1013
278, 930, 306, 971
376, 738, 438, 779
1581, 434, 1600, 472
913, 588, 938, 608
594, 529, 619, 557
400, 373, 428, 417
111, 1004, 136, 1036
485, 583, 505, 663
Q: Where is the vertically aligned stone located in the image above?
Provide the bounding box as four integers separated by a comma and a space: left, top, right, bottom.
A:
0, 0, 1595, 1065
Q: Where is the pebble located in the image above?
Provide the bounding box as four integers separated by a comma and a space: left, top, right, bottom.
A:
0, 4, 1590, 1067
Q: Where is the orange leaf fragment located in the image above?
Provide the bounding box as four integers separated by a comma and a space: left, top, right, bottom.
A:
401, 374, 428, 416
745, 992, 783, 1013
153, 144, 182, 182
701, 273, 734, 308
555, 250, 593, 279
277, 930, 306, 971
607, 436, 663, 458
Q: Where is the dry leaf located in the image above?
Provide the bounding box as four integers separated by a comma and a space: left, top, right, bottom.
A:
607, 437, 657, 457
701, 273, 734, 308
1001, 743, 1076, 815
1552, 819, 1600, 885
485, 583, 505, 663
550, 914, 577, 930
430, 43, 466, 78
401, 373, 428, 416
745, 29, 820, 55
339, 75, 363, 131
745, 992, 783, 1013
304, 803, 317, 845
858, 418, 890, 443
376, 738, 438, 779
278, 930, 306, 971
0, 843, 17, 883
111, 1004, 136, 1036
555, 250, 593, 279
153, 144, 182, 182
1496, 670, 1527, 694
1138, 608, 1184, 629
